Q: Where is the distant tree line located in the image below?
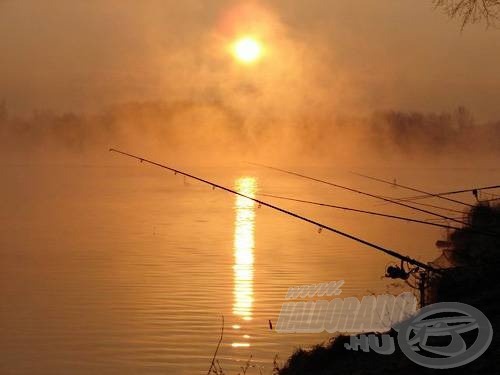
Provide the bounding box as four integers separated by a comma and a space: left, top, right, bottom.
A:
367, 106, 500, 155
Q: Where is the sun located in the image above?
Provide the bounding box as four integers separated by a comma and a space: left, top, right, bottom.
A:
232, 37, 263, 64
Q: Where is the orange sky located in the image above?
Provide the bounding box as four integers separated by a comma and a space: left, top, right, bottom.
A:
1, 0, 499, 121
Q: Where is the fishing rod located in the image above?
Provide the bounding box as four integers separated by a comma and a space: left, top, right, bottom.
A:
424, 217, 465, 223
250, 162, 500, 238
351, 171, 473, 208
484, 197, 500, 203
377, 196, 465, 214
258, 192, 460, 231
109, 148, 438, 273
396, 184, 500, 202
249, 162, 470, 227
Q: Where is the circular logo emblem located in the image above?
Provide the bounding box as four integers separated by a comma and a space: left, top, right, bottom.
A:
396, 302, 493, 369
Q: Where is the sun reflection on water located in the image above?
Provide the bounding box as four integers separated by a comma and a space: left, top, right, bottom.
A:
232, 177, 257, 348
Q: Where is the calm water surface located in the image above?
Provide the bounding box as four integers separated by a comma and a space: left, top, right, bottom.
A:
1, 162, 494, 374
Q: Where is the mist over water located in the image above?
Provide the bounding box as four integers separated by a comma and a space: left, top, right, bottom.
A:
2, 1, 499, 166
1, 99, 500, 168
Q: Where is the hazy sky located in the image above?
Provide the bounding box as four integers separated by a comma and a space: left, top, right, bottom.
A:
1, 0, 499, 121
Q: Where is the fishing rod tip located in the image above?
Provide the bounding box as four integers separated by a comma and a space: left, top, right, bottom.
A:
245, 161, 261, 166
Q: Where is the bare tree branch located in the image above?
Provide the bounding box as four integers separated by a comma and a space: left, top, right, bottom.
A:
433, 0, 500, 29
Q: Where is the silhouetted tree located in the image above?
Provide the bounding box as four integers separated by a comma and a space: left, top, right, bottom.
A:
434, 0, 500, 28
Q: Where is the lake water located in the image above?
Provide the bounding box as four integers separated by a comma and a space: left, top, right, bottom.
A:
1, 160, 495, 374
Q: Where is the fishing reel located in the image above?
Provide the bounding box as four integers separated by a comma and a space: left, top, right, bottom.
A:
385, 260, 419, 281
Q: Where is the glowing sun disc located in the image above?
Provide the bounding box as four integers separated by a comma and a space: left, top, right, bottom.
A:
233, 37, 262, 63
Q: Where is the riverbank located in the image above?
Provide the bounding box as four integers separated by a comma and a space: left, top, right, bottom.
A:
278, 203, 500, 374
